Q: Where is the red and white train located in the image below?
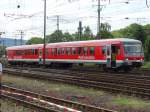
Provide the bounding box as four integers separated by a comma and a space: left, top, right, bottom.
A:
6, 38, 144, 71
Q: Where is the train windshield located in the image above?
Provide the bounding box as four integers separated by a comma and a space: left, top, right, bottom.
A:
124, 42, 144, 56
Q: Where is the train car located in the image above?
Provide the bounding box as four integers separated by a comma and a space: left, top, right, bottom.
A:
6, 38, 144, 71
6, 44, 43, 65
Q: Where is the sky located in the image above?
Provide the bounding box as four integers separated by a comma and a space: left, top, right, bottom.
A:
0, 0, 150, 40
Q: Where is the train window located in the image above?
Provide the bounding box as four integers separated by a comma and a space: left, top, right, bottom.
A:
16, 50, 22, 55
84, 47, 88, 55
116, 46, 121, 55
52, 48, 57, 55
60, 48, 62, 55
31, 49, 33, 55
78, 47, 83, 55
89, 47, 95, 55
46, 49, 49, 55
16, 50, 19, 55
39, 49, 42, 55
66, 48, 70, 55
55, 48, 57, 55
72, 48, 76, 55
25, 50, 27, 55
27, 50, 29, 55
27, 50, 30, 55
35, 49, 38, 55
62, 48, 65, 55
22, 50, 24, 55
29, 49, 32, 55
57, 48, 61, 55
26, 50, 28, 55
107, 48, 110, 56
52, 48, 55, 55
102, 46, 106, 56
16, 51, 18, 55
111, 45, 119, 56
32, 49, 34, 55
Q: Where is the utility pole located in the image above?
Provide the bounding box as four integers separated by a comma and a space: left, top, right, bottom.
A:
2, 39, 5, 55
78, 21, 83, 41
56, 15, 59, 42
43, 0, 46, 65
56, 15, 59, 31
0, 32, 5, 56
16, 30, 24, 45
20, 30, 24, 45
97, 0, 101, 39
15, 38, 17, 46
137, 18, 146, 24
0, 33, 2, 56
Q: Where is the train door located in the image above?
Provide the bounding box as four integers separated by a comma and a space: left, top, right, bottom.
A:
106, 44, 118, 68
106, 45, 111, 68
38, 48, 43, 64
111, 45, 117, 68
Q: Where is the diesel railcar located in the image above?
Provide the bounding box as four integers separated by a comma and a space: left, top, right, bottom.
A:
6, 38, 144, 71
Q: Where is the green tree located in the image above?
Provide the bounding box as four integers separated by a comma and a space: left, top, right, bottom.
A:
112, 29, 124, 38
26, 37, 43, 45
63, 32, 74, 42
97, 22, 113, 39
111, 23, 150, 60
121, 23, 146, 43
144, 36, 150, 60
71, 32, 79, 41
46, 30, 64, 43
0, 45, 6, 57
143, 24, 150, 36
83, 26, 94, 40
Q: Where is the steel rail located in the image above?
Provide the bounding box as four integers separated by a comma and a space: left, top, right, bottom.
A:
4, 68, 150, 89
3, 68, 150, 99
2, 85, 116, 112
4, 67, 150, 82
7, 66, 150, 78
7, 66, 150, 76
1, 94, 59, 112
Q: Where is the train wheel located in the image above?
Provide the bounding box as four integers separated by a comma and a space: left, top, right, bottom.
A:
113, 68, 119, 73
102, 65, 108, 72
79, 63, 84, 66
123, 67, 131, 73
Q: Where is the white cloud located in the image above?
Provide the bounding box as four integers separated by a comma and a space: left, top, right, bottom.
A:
0, 0, 150, 40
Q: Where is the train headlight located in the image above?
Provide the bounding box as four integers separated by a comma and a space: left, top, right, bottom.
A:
140, 58, 144, 62
125, 58, 128, 61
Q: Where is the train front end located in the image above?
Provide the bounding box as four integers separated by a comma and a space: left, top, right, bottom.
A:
123, 39, 144, 69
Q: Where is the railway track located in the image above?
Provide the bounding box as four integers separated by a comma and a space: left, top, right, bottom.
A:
6, 67, 150, 86
1, 85, 116, 112
3, 67, 150, 99
9, 66, 150, 77
71, 67, 150, 75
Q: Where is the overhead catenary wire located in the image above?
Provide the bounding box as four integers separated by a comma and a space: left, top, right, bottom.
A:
146, 0, 150, 8
2, 0, 150, 40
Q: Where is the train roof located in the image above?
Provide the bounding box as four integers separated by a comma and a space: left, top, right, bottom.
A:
6, 44, 43, 50
6, 38, 141, 50
46, 38, 141, 47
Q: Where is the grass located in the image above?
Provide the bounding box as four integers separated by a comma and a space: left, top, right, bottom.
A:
1, 99, 31, 112
2, 74, 150, 112
2, 74, 104, 97
142, 61, 150, 69
112, 95, 150, 109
